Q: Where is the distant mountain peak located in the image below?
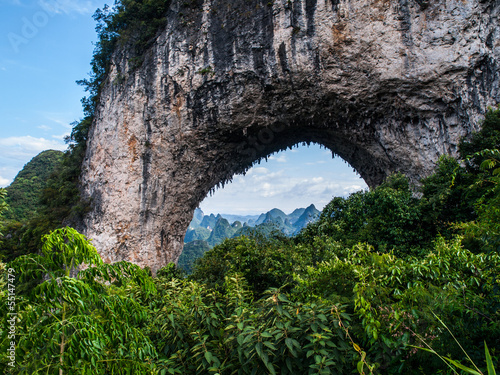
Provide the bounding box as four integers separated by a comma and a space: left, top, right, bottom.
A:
187, 204, 321, 246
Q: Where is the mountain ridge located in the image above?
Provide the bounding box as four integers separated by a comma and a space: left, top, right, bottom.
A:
180, 204, 320, 272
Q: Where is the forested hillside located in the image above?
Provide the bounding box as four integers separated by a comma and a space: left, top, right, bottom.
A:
4, 150, 63, 222
0, 107, 498, 374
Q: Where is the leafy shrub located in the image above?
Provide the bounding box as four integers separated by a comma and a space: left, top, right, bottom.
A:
300, 173, 433, 257
190, 233, 297, 297
0, 228, 156, 374
148, 274, 359, 375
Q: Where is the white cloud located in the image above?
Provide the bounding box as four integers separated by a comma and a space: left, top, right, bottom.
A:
305, 160, 327, 166
247, 167, 269, 175
0, 135, 66, 161
268, 154, 287, 163
38, 0, 97, 15
38, 124, 52, 131
0, 176, 11, 187
0, 165, 21, 188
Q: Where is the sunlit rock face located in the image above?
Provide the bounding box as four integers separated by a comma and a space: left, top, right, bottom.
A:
81, 0, 500, 273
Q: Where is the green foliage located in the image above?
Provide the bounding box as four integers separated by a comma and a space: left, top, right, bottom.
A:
0, 189, 8, 243
156, 262, 186, 279
459, 107, 500, 171
191, 233, 297, 297
188, 232, 499, 373
446, 106, 500, 253
179, 240, 210, 273
147, 275, 359, 375
300, 173, 433, 257
413, 324, 498, 375
0, 227, 156, 374
420, 155, 476, 231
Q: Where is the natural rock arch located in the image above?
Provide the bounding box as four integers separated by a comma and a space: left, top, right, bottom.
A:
81, 0, 499, 273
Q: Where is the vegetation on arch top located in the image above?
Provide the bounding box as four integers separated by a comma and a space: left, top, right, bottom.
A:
78, 0, 183, 117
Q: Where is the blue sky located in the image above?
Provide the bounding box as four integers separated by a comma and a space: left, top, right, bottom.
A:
0, 0, 107, 185
1, 0, 367, 215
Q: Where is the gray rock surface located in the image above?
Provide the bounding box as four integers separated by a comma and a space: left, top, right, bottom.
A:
81, 0, 500, 273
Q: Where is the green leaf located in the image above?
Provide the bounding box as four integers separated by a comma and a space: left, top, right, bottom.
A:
255, 342, 264, 359
485, 342, 497, 375
277, 294, 289, 303
237, 334, 245, 346
265, 361, 276, 375
205, 351, 213, 364
443, 357, 482, 375
263, 341, 277, 351
291, 338, 301, 349
357, 360, 364, 374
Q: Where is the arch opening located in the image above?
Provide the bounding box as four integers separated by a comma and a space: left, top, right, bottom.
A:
180, 143, 368, 271
182, 119, 393, 222
199, 142, 367, 216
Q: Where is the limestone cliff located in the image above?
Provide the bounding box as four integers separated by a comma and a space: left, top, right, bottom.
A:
81, 0, 500, 273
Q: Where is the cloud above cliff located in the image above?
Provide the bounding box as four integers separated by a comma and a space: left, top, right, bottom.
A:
0, 175, 10, 186
0, 135, 66, 160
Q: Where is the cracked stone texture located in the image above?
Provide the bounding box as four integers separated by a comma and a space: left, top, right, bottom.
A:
81, 0, 500, 273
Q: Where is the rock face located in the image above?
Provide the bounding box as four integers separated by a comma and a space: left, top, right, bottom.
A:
81, 0, 500, 273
